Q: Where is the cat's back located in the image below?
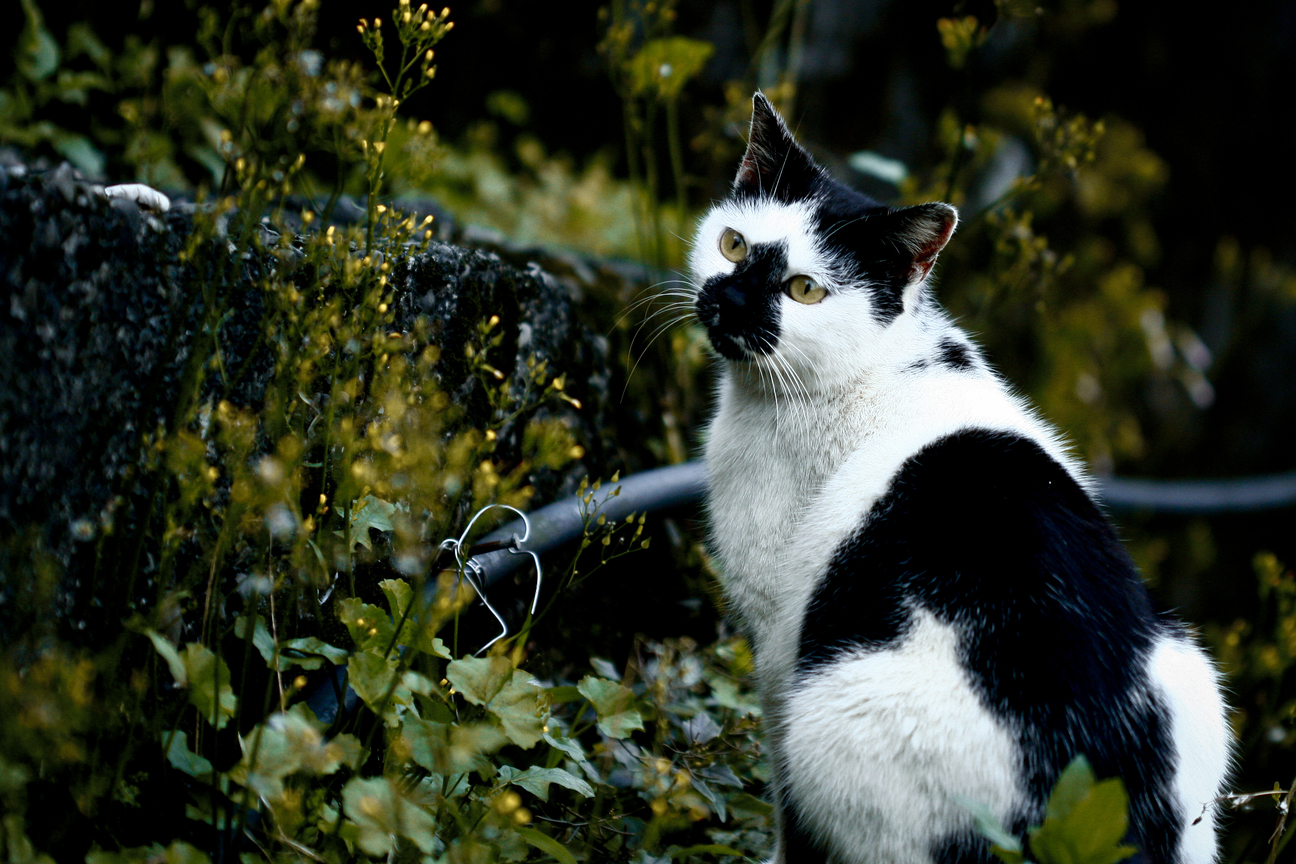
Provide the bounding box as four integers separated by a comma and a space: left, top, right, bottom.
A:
778, 417, 1228, 864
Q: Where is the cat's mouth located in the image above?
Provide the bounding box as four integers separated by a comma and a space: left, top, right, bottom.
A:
698, 318, 776, 361
695, 294, 779, 361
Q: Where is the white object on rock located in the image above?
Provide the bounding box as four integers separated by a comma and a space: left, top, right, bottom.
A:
102, 183, 171, 212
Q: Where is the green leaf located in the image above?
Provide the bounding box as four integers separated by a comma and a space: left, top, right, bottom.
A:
347, 650, 410, 724
547, 685, 582, 703
626, 37, 715, 100
447, 655, 514, 705
341, 776, 437, 856
543, 731, 587, 764
486, 670, 548, 748
1028, 757, 1138, 864
229, 704, 363, 799
336, 596, 394, 652
342, 495, 397, 550
233, 615, 278, 667
402, 715, 507, 775
513, 826, 578, 864
705, 675, 761, 717
955, 794, 1023, 855
577, 676, 644, 739
726, 792, 774, 820
49, 131, 105, 178
277, 636, 350, 670
182, 643, 236, 729
1045, 756, 1097, 822
163, 730, 213, 777
17, 0, 59, 81
145, 630, 187, 686
497, 765, 594, 802
380, 578, 450, 657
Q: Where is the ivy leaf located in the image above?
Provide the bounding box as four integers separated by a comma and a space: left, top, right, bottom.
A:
497, 765, 594, 802
229, 704, 363, 799
514, 826, 578, 864
162, 730, 213, 777
402, 715, 508, 775
446, 655, 514, 705
182, 643, 236, 730
380, 578, 450, 658
87, 841, 210, 864
341, 776, 437, 857
690, 776, 726, 822
340, 495, 397, 550
486, 670, 548, 748
681, 711, 722, 744
577, 676, 644, 739
337, 596, 394, 653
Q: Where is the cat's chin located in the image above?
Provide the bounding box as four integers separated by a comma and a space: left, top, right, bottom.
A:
706, 330, 775, 362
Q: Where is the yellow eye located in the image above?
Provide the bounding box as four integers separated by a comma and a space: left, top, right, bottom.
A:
786, 275, 826, 304
719, 228, 748, 263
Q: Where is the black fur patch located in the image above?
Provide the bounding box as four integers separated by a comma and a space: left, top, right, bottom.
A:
937, 338, 975, 370
695, 242, 788, 360
932, 829, 995, 864
795, 429, 1182, 861
779, 792, 832, 864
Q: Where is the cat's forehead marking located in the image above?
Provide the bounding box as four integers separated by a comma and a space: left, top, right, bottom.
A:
692, 197, 828, 281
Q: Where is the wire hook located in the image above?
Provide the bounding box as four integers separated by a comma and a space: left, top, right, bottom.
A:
439, 504, 543, 654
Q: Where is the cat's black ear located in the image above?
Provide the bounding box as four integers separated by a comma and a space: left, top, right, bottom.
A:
889, 203, 958, 284
734, 92, 823, 202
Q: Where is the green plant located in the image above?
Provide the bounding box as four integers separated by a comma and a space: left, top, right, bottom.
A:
964, 757, 1137, 864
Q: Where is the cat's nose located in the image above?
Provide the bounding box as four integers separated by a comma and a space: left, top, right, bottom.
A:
720, 285, 749, 309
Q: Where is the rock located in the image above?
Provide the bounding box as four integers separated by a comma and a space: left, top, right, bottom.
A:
0, 163, 625, 648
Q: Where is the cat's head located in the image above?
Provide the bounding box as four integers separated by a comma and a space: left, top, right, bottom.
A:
690, 92, 957, 390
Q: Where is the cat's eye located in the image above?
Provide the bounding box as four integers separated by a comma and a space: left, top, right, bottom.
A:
719, 228, 748, 263
786, 275, 827, 304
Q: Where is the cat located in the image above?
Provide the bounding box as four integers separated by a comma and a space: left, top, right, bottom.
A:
688, 92, 1230, 864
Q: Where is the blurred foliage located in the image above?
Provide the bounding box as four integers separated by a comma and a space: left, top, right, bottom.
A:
1, 0, 1296, 861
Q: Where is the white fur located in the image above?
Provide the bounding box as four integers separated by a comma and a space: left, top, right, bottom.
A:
780, 610, 1021, 863
1148, 638, 1232, 863
694, 197, 1229, 862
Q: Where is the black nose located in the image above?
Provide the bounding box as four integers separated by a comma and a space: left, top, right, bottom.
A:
720, 284, 749, 310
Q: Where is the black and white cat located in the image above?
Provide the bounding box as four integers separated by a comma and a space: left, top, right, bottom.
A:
690, 93, 1229, 864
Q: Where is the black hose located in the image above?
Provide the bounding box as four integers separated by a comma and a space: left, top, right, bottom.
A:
469, 461, 707, 589
1097, 470, 1296, 514
304, 458, 1296, 728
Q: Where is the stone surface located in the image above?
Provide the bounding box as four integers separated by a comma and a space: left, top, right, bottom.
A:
0, 164, 626, 646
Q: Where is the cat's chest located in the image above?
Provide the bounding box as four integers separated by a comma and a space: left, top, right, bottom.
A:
701, 372, 1044, 664
702, 384, 888, 651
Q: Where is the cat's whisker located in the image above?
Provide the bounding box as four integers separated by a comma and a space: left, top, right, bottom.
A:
613, 280, 697, 330
619, 308, 697, 403
767, 347, 812, 439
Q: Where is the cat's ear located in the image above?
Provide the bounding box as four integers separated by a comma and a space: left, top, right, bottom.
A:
734, 92, 822, 200
890, 203, 958, 284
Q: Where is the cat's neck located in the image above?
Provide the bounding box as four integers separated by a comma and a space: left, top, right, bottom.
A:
720, 307, 957, 400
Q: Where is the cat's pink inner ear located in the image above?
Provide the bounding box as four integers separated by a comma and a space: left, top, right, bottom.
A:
906, 204, 959, 283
